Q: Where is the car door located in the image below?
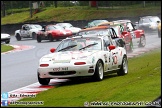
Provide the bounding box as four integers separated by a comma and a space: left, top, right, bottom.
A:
103, 36, 113, 71
20, 25, 28, 37
110, 39, 121, 70
126, 22, 139, 47
25, 25, 31, 37
110, 28, 122, 70
45, 26, 50, 37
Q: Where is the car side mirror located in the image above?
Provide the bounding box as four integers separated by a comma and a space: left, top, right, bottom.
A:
50, 48, 56, 53
108, 45, 116, 50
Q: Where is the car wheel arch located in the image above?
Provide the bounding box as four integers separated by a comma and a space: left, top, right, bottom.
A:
16, 33, 21, 36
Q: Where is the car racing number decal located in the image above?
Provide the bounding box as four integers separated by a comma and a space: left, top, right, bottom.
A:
112, 52, 118, 65
120, 51, 122, 56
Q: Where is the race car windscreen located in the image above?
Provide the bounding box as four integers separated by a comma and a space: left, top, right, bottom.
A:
111, 26, 120, 36
149, 17, 161, 23
56, 37, 102, 52
78, 29, 110, 36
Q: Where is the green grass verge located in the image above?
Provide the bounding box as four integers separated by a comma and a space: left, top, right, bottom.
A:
1, 6, 161, 25
8, 48, 161, 107
1, 44, 14, 52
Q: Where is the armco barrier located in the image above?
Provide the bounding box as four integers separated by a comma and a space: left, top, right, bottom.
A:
1, 14, 161, 36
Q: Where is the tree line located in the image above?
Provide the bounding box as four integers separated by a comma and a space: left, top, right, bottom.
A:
1, 1, 161, 17
1, 1, 161, 10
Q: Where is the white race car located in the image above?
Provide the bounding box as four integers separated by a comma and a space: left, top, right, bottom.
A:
15, 24, 42, 41
37, 33, 128, 85
1, 33, 11, 44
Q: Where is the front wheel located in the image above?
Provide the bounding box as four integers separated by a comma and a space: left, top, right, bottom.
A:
37, 73, 50, 85
117, 56, 128, 76
5, 40, 10, 44
32, 32, 36, 39
16, 34, 21, 41
49, 34, 54, 42
128, 41, 133, 53
93, 60, 104, 81
158, 30, 161, 38
37, 35, 42, 43
138, 35, 146, 47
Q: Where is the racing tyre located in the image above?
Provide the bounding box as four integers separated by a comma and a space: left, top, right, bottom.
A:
37, 35, 42, 43
16, 34, 21, 41
32, 32, 36, 39
138, 35, 146, 47
117, 56, 128, 76
158, 30, 161, 38
5, 40, 10, 44
37, 73, 50, 85
93, 60, 104, 81
128, 41, 133, 53
49, 34, 54, 42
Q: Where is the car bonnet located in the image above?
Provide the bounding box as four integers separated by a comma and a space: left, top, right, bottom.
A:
42, 50, 99, 61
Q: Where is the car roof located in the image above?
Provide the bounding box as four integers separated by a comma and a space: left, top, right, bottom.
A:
97, 22, 114, 26
24, 24, 40, 25
97, 21, 124, 26
80, 26, 109, 32
66, 34, 105, 40
113, 20, 131, 23
57, 22, 69, 24
140, 16, 160, 18
74, 26, 120, 39
90, 19, 108, 22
